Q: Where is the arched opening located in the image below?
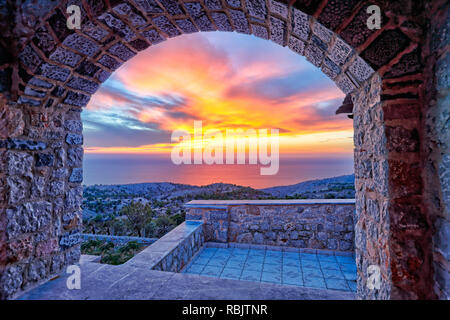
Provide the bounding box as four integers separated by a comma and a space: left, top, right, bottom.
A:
80, 30, 357, 292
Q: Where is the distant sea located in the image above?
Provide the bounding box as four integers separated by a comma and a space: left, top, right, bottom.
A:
83, 154, 354, 189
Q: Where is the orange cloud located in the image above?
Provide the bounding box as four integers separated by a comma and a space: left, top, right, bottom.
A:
85, 33, 351, 156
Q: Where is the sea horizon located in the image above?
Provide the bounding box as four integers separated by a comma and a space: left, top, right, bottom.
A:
83, 153, 354, 189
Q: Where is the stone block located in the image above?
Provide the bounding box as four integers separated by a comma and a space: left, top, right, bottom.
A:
184, 2, 215, 31
246, 0, 267, 20
39, 64, 70, 82
35, 238, 59, 258
134, 0, 163, 13
226, 0, 241, 8
211, 12, 233, 32
252, 24, 269, 40
49, 47, 82, 67
175, 19, 198, 34
51, 86, 65, 97
205, 0, 222, 10
66, 77, 99, 94
0, 265, 24, 299
7, 176, 29, 204
361, 29, 410, 70
67, 147, 83, 167
98, 13, 136, 41
384, 49, 422, 79
312, 22, 333, 44
69, 168, 83, 183
59, 230, 82, 250
63, 33, 100, 57
66, 133, 83, 145
108, 43, 136, 61
336, 74, 357, 94
49, 181, 65, 197
7, 152, 33, 178
64, 91, 90, 107
229, 9, 250, 34
6, 201, 52, 239
35, 153, 54, 167
31, 176, 46, 198
329, 37, 352, 66
32, 26, 57, 55
270, 16, 286, 46
153, 16, 181, 37
29, 77, 53, 89
269, 0, 288, 18
96, 69, 112, 82
304, 44, 324, 67
159, 0, 184, 15
349, 56, 374, 84
112, 3, 148, 29
64, 120, 83, 134
317, 0, 359, 31
385, 126, 419, 152
141, 29, 165, 45
27, 260, 47, 282
292, 8, 310, 41
24, 87, 46, 98
65, 186, 83, 210
82, 21, 109, 41
19, 45, 42, 73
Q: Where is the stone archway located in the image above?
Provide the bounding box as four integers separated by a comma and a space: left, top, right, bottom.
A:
0, 0, 448, 300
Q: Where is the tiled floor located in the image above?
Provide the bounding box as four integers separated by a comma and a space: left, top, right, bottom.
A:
183, 247, 357, 292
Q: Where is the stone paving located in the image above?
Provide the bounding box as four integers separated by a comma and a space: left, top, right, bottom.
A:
183, 247, 357, 292
17, 258, 354, 300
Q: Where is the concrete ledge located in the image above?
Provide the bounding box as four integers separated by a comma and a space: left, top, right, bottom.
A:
185, 199, 356, 208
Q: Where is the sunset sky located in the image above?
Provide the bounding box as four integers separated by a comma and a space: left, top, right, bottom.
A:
82, 32, 354, 187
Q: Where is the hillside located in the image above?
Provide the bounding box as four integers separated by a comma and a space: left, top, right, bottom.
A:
260, 174, 355, 199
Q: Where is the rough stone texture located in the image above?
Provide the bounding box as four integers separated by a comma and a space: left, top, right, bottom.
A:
353, 74, 391, 300
424, 3, 450, 300
126, 221, 204, 273
186, 201, 355, 252
0, 0, 446, 301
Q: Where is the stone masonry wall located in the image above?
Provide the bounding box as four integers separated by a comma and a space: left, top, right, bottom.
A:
353, 73, 391, 300
424, 1, 450, 300
186, 200, 356, 252
125, 221, 204, 272
152, 222, 204, 272
0, 0, 446, 300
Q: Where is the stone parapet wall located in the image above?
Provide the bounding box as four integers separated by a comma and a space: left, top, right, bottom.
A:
186, 200, 356, 252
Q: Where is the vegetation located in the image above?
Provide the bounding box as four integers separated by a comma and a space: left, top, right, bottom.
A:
82, 178, 355, 240
119, 201, 154, 237
81, 240, 146, 265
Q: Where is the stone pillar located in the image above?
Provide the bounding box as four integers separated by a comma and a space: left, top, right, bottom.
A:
424, 1, 450, 299
353, 74, 392, 299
